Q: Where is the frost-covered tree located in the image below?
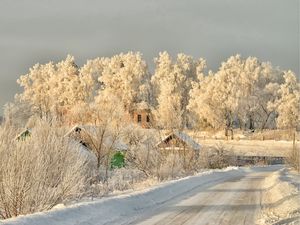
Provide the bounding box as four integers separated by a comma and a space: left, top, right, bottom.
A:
189, 55, 241, 137
80, 57, 108, 100
3, 100, 33, 128
189, 55, 286, 134
47, 55, 92, 119
188, 70, 215, 129
235, 58, 283, 130
96, 52, 150, 111
269, 71, 300, 130
80, 92, 126, 171
17, 61, 55, 118
152, 52, 206, 129
17, 55, 92, 122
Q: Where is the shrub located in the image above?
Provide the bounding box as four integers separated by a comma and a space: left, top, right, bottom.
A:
91, 168, 147, 195
111, 152, 125, 169
0, 122, 90, 219
199, 144, 236, 169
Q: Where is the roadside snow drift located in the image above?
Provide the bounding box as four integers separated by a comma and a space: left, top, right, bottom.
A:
259, 168, 300, 225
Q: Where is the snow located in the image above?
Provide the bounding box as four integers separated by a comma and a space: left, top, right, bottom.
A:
197, 139, 292, 157
259, 168, 300, 225
1, 167, 241, 225
69, 140, 97, 166
133, 101, 152, 111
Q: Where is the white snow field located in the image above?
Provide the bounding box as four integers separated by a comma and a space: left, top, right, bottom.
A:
197, 139, 293, 157
1, 166, 298, 225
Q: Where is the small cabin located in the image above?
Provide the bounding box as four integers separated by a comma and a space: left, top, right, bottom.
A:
65, 125, 128, 152
15, 128, 31, 141
157, 131, 201, 157
66, 125, 129, 169
65, 126, 92, 150
130, 102, 152, 129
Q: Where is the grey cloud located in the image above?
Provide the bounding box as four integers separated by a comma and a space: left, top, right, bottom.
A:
0, 0, 298, 114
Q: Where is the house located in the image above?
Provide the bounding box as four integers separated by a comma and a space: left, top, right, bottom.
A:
130, 101, 152, 129
65, 125, 129, 169
15, 128, 31, 141
157, 131, 201, 157
65, 125, 129, 153
65, 125, 92, 150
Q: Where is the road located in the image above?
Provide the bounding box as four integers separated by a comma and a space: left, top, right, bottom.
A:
130, 167, 279, 225
1, 166, 284, 225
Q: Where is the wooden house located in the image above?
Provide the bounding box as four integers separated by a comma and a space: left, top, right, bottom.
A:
65, 125, 128, 153
130, 102, 153, 129
157, 131, 201, 157
15, 128, 31, 141
65, 125, 129, 169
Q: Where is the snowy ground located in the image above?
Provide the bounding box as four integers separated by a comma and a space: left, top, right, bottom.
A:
198, 139, 293, 157
1, 165, 298, 225
259, 167, 300, 225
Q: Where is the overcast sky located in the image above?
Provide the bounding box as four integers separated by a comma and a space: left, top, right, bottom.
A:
0, 0, 299, 115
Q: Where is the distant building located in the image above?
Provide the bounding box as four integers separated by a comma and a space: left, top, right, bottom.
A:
65, 125, 129, 152
15, 128, 32, 141
65, 125, 128, 169
157, 131, 201, 157
130, 101, 153, 129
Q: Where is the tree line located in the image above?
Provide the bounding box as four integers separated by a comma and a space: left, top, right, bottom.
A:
4, 52, 300, 134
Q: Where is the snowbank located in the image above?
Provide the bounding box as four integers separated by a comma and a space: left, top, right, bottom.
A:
258, 168, 300, 225
1, 167, 242, 225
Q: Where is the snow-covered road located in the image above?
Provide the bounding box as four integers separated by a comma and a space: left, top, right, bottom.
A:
133, 168, 272, 225
1, 166, 286, 225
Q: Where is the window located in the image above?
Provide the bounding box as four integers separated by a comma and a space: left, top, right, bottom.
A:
137, 114, 142, 123
146, 115, 150, 123
75, 127, 81, 133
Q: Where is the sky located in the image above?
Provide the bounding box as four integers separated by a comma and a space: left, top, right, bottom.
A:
0, 0, 299, 115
